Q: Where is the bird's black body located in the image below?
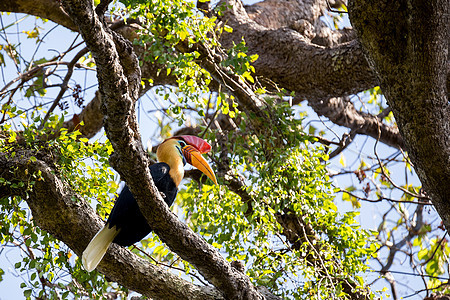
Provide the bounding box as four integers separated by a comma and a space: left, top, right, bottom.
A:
82, 135, 216, 272
106, 162, 177, 246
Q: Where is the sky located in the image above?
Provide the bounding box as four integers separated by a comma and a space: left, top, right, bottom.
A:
0, 4, 443, 299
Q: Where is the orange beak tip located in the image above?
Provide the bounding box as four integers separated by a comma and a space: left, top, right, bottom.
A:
183, 146, 217, 186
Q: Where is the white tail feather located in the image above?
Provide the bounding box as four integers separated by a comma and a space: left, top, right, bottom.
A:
82, 226, 119, 272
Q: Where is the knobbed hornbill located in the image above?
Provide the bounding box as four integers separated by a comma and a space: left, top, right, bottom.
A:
82, 135, 217, 272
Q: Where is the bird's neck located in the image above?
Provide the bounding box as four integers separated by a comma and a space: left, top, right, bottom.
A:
156, 141, 184, 187
168, 162, 184, 187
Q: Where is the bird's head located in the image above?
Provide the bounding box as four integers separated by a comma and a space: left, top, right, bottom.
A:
156, 135, 217, 185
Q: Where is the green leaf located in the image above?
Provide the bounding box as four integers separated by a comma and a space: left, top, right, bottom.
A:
417, 248, 429, 260
413, 237, 422, 247
223, 25, 233, 33
339, 153, 346, 167
425, 260, 439, 275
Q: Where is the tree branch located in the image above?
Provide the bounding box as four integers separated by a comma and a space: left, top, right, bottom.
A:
60, 0, 268, 299
305, 96, 404, 149
0, 0, 77, 31
243, 0, 355, 46
219, 0, 378, 99
349, 0, 450, 228
39, 47, 89, 130
0, 150, 222, 300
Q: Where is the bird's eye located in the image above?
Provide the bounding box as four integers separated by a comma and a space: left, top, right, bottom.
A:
178, 140, 187, 148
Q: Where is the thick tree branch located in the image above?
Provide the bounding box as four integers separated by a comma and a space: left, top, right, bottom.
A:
244, 0, 356, 46
306, 96, 404, 149
62, 21, 181, 138
219, 0, 377, 99
217, 0, 406, 149
0, 0, 77, 31
244, 0, 325, 31
196, 131, 371, 299
0, 151, 223, 300
0, 0, 392, 149
1, 0, 407, 150
349, 1, 450, 226
60, 0, 268, 299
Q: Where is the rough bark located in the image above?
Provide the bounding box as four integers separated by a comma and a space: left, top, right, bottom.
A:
59, 0, 267, 299
61, 22, 181, 138
218, 0, 403, 148
220, 0, 377, 100
244, 0, 355, 46
2, 0, 449, 296
348, 1, 450, 226
0, 0, 77, 31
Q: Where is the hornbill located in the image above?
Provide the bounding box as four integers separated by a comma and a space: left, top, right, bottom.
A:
82, 135, 217, 272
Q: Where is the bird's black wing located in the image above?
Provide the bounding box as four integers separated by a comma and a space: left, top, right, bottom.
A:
106, 162, 178, 246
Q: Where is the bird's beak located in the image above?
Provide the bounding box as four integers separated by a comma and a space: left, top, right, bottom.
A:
182, 145, 217, 185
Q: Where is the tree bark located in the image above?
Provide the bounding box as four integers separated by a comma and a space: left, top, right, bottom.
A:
2, 0, 449, 296
348, 0, 450, 226
220, 0, 377, 99
0, 0, 77, 30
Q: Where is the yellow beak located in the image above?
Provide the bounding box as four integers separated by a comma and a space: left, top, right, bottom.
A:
182, 145, 217, 185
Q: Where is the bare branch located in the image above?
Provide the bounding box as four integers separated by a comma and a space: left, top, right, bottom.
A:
307, 96, 404, 149
39, 48, 89, 130
328, 130, 356, 159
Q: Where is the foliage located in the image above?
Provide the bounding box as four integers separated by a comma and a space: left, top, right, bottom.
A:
179, 102, 373, 298
128, 0, 215, 121
0, 112, 121, 299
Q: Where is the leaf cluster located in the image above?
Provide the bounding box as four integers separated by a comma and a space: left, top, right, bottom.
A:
179, 102, 374, 298
0, 113, 124, 298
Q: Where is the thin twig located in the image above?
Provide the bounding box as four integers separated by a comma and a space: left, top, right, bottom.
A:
38, 48, 89, 130
131, 245, 209, 285
377, 107, 392, 120
27, 24, 60, 72
402, 280, 450, 299
201, 95, 221, 138
328, 130, 357, 159
0, 60, 93, 97
420, 232, 448, 267
338, 189, 433, 205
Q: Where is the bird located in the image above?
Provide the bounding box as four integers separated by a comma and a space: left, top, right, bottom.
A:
82, 135, 217, 272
